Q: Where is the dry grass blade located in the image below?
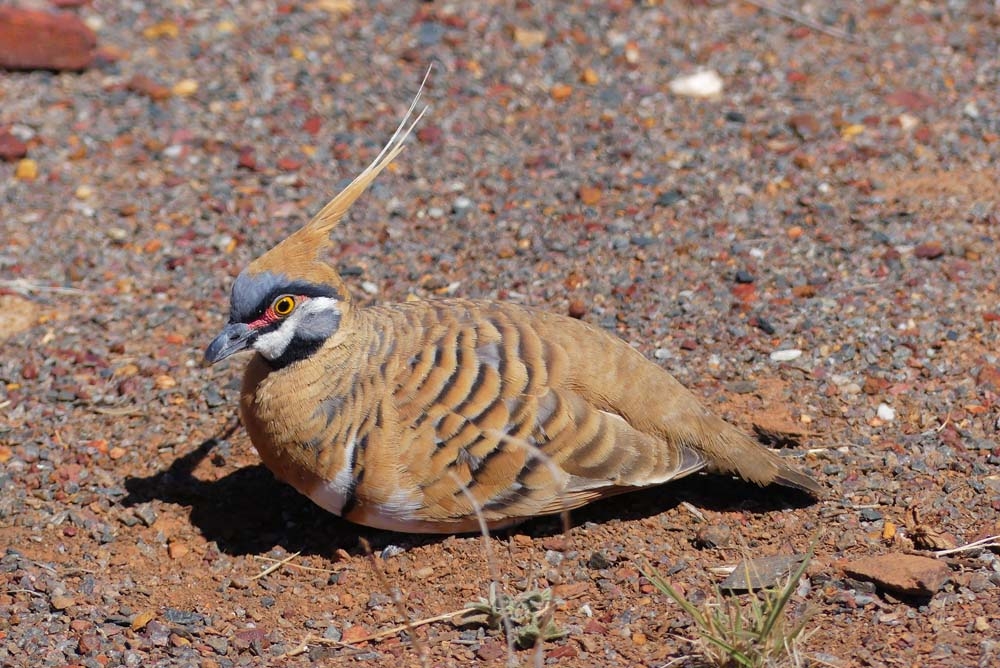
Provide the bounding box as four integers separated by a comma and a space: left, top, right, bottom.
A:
932, 534, 1000, 557
0, 279, 87, 296
448, 471, 517, 666
359, 537, 430, 668
252, 555, 342, 575
250, 551, 301, 580
640, 543, 817, 668
316, 609, 470, 646
743, 0, 857, 43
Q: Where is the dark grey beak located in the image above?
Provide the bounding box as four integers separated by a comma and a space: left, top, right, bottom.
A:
204, 322, 255, 365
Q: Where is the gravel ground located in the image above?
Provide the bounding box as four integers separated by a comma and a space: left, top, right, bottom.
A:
2, 1, 999, 666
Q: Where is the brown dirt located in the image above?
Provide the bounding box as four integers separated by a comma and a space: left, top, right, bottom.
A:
2, 1, 999, 667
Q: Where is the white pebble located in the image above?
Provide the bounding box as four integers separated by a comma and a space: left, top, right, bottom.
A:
898, 113, 919, 132
877, 403, 896, 421
668, 70, 723, 98
361, 281, 379, 295
770, 349, 802, 362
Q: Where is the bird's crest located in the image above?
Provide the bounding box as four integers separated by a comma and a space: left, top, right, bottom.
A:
246, 71, 430, 300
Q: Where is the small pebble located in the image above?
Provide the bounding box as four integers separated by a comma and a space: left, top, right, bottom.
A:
859, 508, 883, 522
669, 70, 723, 97
877, 403, 896, 421
50, 595, 75, 611
172, 79, 199, 97
15, 158, 38, 180
134, 504, 158, 527
587, 551, 612, 570
770, 349, 802, 362
694, 524, 731, 549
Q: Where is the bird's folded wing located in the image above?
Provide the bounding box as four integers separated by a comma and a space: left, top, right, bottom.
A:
387, 302, 710, 523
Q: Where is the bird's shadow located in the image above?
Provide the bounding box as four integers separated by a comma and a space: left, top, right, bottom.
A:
122, 423, 817, 559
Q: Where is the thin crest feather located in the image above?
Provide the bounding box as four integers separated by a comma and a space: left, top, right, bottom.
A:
304, 70, 431, 239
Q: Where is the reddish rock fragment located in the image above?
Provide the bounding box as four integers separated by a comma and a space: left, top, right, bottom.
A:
0, 7, 96, 71
237, 148, 258, 170
302, 115, 322, 135
547, 644, 579, 659
976, 364, 1000, 391
578, 185, 602, 205
476, 639, 506, 661
913, 241, 944, 259
788, 113, 820, 140
0, 127, 28, 161
127, 74, 172, 101
862, 375, 891, 395
416, 124, 442, 144
842, 554, 950, 597
885, 90, 934, 112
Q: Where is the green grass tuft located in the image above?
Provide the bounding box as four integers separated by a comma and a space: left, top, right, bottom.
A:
641, 547, 815, 668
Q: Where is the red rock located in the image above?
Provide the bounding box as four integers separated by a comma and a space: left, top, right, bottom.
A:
546, 644, 579, 659
0, 7, 96, 71
568, 298, 586, 319
78, 634, 100, 654
976, 364, 1000, 391
790, 285, 817, 300
416, 124, 442, 144
731, 282, 756, 303
577, 185, 602, 205
476, 639, 505, 661
340, 625, 370, 645
127, 74, 172, 101
788, 113, 820, 139
0, 127, 28, 161
842, 553, 950, 597
862, 375, 890, 395
237, 148, 258, 170
913, 241, 944, 259
885, 90, 934, 112
302, 115, 322, 135
276, 156, 302, 171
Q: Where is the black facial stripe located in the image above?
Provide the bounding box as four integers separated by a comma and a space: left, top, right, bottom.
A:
267, 336, 327, 370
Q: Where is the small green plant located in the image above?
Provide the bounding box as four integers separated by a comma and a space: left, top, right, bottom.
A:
455, 581, 565, 649
641, 549, 814, 668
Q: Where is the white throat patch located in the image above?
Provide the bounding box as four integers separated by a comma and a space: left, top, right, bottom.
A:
253, 296, 339, 360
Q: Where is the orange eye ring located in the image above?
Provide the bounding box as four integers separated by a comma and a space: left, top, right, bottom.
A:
272, 295, 296, 317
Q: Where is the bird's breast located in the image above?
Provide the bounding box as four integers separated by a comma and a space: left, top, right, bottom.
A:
239, 354, 360, 511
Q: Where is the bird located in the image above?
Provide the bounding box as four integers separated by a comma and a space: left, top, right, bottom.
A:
204, 84, 822, 534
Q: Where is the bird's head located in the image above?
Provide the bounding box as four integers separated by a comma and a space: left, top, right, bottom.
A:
204, 77, 428, 369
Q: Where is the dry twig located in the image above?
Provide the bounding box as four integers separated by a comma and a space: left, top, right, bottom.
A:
250, 551, 301, 580
743, 0, 857, 42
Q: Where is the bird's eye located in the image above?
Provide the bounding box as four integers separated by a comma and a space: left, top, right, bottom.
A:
272, 295, 296, 316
